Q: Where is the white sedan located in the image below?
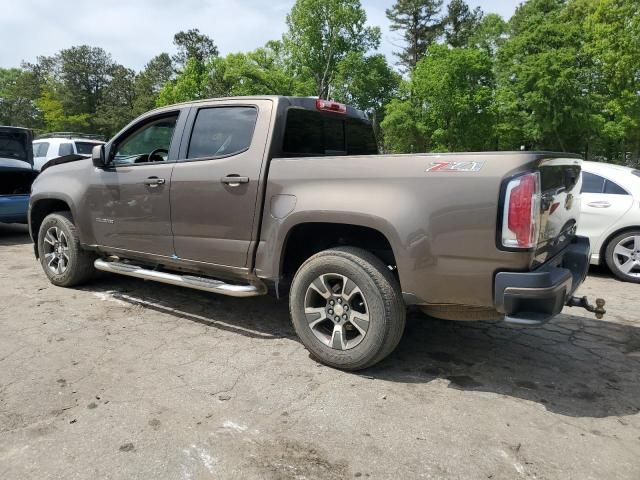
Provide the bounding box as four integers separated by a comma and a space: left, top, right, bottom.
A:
578, 161, 640, 283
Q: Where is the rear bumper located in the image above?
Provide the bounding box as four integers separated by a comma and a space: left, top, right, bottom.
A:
494, 236, 590, 325
0, 195, 29, 224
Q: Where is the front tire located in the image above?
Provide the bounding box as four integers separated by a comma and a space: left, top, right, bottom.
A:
605, 231, 640, 283
289, 247, 406, 371
38, 212, 96, 287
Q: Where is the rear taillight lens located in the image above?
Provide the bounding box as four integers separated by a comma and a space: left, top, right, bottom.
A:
502, 172, 540, 249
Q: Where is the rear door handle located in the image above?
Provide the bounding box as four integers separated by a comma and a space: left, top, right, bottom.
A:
221, 175, 249, 187
144, 176, 165, 187
587, 201, 611, 208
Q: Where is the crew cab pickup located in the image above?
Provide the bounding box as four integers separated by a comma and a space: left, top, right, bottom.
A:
29, 96, 600, 370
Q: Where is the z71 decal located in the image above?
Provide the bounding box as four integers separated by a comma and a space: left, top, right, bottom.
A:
426, 161, 484, 172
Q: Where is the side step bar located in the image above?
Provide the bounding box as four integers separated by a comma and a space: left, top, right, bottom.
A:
94, 259, 267, 298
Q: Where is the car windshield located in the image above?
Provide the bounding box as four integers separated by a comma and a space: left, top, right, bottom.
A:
0, 131, 28, 161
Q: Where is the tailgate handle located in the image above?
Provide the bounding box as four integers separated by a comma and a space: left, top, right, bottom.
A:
221, 175, 249, 187
587, 201, 611, 208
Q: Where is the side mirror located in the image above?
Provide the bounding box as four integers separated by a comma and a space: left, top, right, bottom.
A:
92, 145, 106, 168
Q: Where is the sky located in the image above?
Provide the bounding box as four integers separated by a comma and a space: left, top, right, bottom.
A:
0, 0, 522, 71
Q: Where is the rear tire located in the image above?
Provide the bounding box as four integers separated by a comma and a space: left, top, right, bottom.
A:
37, 212, 96, 287
289, 247, 405, 371
604, 231, 640, 283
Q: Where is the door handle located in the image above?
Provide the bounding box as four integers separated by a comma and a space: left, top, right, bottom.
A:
221, 175, 249, 187
144, 177, 165, 187
587, 201, 611, 208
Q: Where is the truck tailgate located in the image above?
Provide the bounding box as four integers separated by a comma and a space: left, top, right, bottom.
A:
534, 158, 582, 266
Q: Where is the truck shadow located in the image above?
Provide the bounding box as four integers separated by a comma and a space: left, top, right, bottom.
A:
367, 309, 640, 419
0, 223, 31, 246
84, 275, 298, 341
87, 275, 640, 419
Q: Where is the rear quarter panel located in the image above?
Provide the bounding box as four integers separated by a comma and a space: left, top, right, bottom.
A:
256, 152, 553, 307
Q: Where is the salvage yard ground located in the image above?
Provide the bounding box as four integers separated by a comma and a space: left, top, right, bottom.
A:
1, 223, 639, 480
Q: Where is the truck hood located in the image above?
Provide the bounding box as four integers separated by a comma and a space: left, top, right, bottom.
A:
40, 154, 88, 173
0, 126, 34, 168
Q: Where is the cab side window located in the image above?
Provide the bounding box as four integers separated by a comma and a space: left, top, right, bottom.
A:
187, 107, 258, 160
112, 114, 178, 166
581, 172, 628, 195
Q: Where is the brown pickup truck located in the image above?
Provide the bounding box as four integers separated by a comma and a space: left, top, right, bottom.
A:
29, 96, 601, 370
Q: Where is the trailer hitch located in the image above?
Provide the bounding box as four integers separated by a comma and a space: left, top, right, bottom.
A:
567, 296, 606, 320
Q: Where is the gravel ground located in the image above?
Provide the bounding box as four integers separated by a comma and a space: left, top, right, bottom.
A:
1, 223, 639, 480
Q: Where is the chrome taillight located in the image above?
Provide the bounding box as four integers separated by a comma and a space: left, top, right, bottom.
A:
501, 172, 541, 249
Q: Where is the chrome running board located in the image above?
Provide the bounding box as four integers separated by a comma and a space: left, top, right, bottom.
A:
94, 259, 266, 298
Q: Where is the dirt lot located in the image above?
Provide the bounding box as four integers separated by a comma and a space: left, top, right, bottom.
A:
1, 223, 639, 480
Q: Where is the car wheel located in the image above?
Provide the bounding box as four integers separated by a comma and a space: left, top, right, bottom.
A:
605, 230, 640, 283
289, 247, 406, 371
38, 211, 96, 287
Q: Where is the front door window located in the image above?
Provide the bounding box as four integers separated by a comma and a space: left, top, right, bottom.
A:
113, 115, 178, 166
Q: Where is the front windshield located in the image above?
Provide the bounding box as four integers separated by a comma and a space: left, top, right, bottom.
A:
0, 132, 28, 161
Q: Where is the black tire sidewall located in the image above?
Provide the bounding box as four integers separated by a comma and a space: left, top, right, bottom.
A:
605, 231, 640, 283
290, 252, 394, 369
38, 214, 82, 286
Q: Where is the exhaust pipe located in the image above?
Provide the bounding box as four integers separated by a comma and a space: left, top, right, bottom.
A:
94, 259, 266, 298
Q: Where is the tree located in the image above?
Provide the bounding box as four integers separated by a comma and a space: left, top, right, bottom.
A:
283, 0, 380, 98
332, 52, 400, 138
172, 29, 219, 69
386, 0, 443, 71
587, 0, 640, 164
36, 82, 90, 132
157, 57, 213, 106
469, 13, 508, 57
55, 45, 115, 116
445, 0, 483, 48
382, 45, 496, 152
95, 65, 137, 137
495, 0, 599, 154
0, 68, 40, 127
133, 53, 174, 114
224, 41, 313, 96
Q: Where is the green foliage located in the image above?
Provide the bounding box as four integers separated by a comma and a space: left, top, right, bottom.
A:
382, 45, 496, 152
36, 83, 90, 132
496, 0, 598, 153
172, 29, 219, 69
133, 53, 174, 115
157, 58, 211, 106
468, 13, 508, 56
445, 0, 483, 48
0, 68, 39, 127
587, 0, 640, 161
0, 0, 638, 164
332, 53, 400, 139
386, 0, 443, 70
284, 0, 380, 98
224, 41, 314, 97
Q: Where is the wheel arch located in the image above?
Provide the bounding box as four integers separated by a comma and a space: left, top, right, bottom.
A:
29, 197, 74, 258
278, 220, 400, 284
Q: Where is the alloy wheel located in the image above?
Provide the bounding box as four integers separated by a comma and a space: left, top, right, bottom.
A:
43, 226, 70, 275
304, 273, 370, 350
612, 235, 640, 278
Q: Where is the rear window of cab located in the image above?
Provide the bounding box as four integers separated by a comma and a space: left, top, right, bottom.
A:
282, 109, 378, 157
